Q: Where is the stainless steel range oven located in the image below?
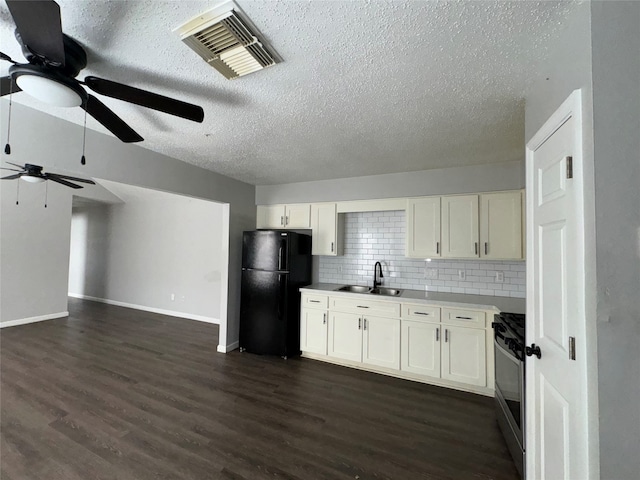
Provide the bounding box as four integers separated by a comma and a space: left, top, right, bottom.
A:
492, 312, 526, 478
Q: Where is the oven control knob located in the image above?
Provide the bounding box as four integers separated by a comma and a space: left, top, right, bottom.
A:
525, 343, 542, 359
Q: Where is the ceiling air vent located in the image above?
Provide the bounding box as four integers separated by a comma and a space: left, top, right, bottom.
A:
174, 1, 279, 79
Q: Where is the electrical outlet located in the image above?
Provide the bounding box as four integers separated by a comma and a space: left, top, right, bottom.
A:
338, 265, 343, 274
425, 268, 439, 279
495, 271, 504, 283
458, 270, 466, 280
170, 293, 175, 301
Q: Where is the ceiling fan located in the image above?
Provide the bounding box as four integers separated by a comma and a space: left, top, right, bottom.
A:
2, 162, 95, 189
0, 0, 204, 143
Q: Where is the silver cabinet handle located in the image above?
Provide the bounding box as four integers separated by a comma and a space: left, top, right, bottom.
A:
474, 242, 478, 255
363, 318, 367, 330
436, 328, 439, 341
455, 316, 472, 320
331, 242, 334, 252
436, 242, 440, 255
285, 215, 289, 226
414, 312, 430, 316
280, 215, 284, 226
309, 300, 320, 303
357, 305, 369, 309
358, 318, 362, 330
484, 242, 488, 255
445, 329, 449, 342
323, 313, 326, 325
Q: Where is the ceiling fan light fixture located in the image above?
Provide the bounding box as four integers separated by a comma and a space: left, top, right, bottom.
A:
21, 175, 45, 183
15, 74, 82, 107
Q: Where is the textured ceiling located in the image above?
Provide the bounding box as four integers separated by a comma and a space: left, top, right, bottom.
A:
0, 1, 580, 185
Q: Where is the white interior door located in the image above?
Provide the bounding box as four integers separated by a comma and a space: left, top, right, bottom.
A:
526, 91, 593, 480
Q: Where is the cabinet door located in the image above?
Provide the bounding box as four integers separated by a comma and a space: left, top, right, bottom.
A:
311, 203, 337, 256
441, 195, 479, 258
441, 326, 486, 387
257, 205, 285, 229
406, 197, 441, 258
480, 191, 523, 259
401, 320, 441, 378
285, 204, 311, 228
362, 315, 401, 370
328, 312, 362, 362
300, 309, 328, 355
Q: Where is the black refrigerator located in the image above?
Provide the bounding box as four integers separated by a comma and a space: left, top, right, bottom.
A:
239, 230, 312, 357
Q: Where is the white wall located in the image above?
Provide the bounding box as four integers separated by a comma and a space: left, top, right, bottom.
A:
0, 102, 255, 350
525, 2, 640, 478
0, 180, 72, 324
69, 187, 225, 321
256, 160, 524, 205
590, 2, 640, 478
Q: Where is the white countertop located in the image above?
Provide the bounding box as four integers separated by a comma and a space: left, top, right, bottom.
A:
300, 283, 526, 314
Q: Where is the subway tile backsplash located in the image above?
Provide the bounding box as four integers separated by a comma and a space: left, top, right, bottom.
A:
318, 210, 525, 298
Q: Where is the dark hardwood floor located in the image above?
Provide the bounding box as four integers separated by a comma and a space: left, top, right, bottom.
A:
1, 298, 518, 480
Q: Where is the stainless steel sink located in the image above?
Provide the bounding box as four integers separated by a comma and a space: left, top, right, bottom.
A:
369, 287, 402, 296
336, 285, 372, 294
335, 285, 402, 296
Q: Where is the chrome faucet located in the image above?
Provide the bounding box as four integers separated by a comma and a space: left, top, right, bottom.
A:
373, 261, 384, 288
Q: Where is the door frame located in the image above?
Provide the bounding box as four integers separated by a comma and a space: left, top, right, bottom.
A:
525, 89, 599, 478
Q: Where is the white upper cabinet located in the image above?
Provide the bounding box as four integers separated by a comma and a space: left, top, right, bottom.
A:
406, 197, 441, 258
256, 204, 310, 229
480, 191, 523, 259
257, 205, 286, 229
441, 195, 479, 258
311, 203, 338, 256
285, 204, 311, 228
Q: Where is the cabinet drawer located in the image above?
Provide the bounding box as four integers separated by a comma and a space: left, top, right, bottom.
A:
402, 304, 441, 322
330, 296, 400, 317
302, 293, 329, 309
441, 308, 486, 328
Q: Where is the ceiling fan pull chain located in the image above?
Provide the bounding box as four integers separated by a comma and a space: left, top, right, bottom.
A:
15, 176, 19, 205
81, 109, 87, 165
4, 82, 13, 155
44, 181, 48, 208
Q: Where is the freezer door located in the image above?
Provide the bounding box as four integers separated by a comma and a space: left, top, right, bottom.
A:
239, 270, 288, 355
242, 231, 289, 271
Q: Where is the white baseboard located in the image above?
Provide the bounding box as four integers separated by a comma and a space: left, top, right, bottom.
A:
0, 311, 69, 329
217, 341, 239, 353
68, 293, 219, 324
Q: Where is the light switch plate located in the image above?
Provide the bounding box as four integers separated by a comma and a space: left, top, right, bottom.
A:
495, 271, 504, 283
458, 270, 466, 280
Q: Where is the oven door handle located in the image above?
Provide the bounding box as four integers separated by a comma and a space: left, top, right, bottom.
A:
494, 338, 522, 364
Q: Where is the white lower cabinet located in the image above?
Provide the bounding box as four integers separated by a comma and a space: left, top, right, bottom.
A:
328, 311, 363, 362
401, 320, 440, 378
300, 308, 328, 355
441, 326, 486, 387
301, 293, 492, 395
362, 315, 401, 370
328, 312, 401, 368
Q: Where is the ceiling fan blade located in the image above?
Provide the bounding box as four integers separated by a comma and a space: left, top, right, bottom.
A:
5, 162, 25, 169
6, 0, 65, 66
1, 76, 21, 97
84, 76, 204, 123
1, 173, 23, 180
1, 52, 16, 63
45, 175, 83, 189
1, 167, 24, 172
47, 173, 96, 184
81, 95, 143, 143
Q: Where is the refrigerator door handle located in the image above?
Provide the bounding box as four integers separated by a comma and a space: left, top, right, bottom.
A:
278, 247, 283, 271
